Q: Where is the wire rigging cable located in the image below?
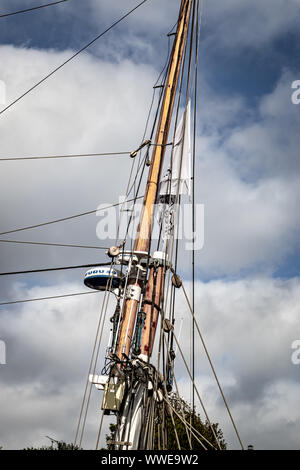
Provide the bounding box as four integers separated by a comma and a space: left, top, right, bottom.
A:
0, 196, 143, 236
181, 281, 245, 450
0, 0, 68, 18
75, 259, 115, 448
120, 25, 174, 245
0, 0, 150, 117
0, 291, 99, 307
0, 239, 108, 250
0, 262, 112, 277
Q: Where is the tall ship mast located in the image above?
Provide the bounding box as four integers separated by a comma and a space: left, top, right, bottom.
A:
75, 0, 243, 451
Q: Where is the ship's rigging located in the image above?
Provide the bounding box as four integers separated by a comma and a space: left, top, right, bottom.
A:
73, 0, 244, 451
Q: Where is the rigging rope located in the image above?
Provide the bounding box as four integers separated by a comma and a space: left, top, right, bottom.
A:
181, 282, 245, 450
121, 34, 172, 245
191, 0, 200, 420
79, 271, 114, 448
161, 0, 203, 435
74, 259, 115, 447
0, 0, 68, 18
0, 151, 130, 162
167, 330, 222, 449
73, 64, 163, 442
162, 397, 210, 450
159, 0, 191, 407
73, 0, 209, 451
164, 338, 193, 449
120, 15, 180, 250
0, 196, 143, 236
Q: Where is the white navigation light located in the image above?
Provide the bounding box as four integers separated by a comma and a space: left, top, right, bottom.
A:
84, 266, 121, 291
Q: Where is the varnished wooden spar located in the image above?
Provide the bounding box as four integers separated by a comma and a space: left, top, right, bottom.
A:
116, 0, 192, 360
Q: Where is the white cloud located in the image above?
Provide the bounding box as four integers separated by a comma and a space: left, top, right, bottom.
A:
0, 44, 156, 275
0, 281, 113, 449
1, 276, 300, 449
167, 277, 300, 449
185, 69, 300, 277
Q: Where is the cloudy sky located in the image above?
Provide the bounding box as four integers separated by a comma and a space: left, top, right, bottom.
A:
0, 0, 300, 450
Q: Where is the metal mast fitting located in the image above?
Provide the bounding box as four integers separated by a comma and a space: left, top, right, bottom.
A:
115, 0, 192, 361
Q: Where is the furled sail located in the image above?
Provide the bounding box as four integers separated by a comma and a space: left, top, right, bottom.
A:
159, 99, 191, 198
157, 100, 191, 245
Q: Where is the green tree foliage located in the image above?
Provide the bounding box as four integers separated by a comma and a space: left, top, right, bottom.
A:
105, 423, 117, 450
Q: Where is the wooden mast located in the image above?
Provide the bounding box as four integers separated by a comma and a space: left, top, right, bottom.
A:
116, 0, 192, 360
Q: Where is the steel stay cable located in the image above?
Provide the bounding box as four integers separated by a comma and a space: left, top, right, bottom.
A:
167, 0, 203, 428
114, 80, 160, 246
161, 0, 199, 426
93, 319, 115, 451
0, 0, 150, 117
163, 398, 208, 450
159, 0, 192, 331
0, 0, 68, 18
76, 148, 139, 445
115, 157, 136, 245
162, 332, 193, 449
189, 0, 204, 101
150, 1, 196, 442
74, 1, 195, 448
80, 255, 129, 447
122, 36, 172, 243
143, 397, 154, 449
150, 396, 159, 449
162, 396, 208, 450
121, 265, 141, 356
0, 238, 108, 250
112, 252, 131, 355
152, 300, 168, 448
155, 267, 176, 448
158, 41, 187, 347
162, 332, 216, 450
75, 97, 148, 445
74, 266, 109, 445
159, 367, 181, 450
74, 259, 115, 447
143, 2, 192, 444
122, 17, 176, 241
160, 8, 190, 385
0, 196, 143, 236
122, 371, 136, 450
121, 46, 171, 281
0, 290, 99, 307
167, 329, 222, 449
95, 409, 105, 450
0, 262, 112, 277
189, 0, 205, 422
191, 0, 199, 422
0, 146, 170, 163
181, 282, 245, 450
0, 151, 130, 162
74, 125, 140, 445
79, 268, 113, 447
